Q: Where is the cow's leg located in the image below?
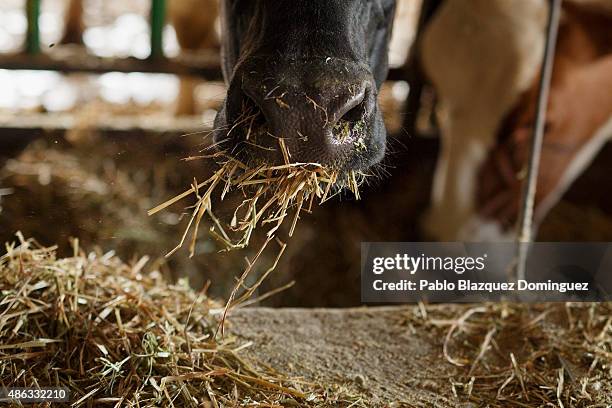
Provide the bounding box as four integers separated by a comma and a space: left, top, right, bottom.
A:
424, 114, 517, 240
478, 56, 612, 230
419, 0, 548, 241
175, 77, 199, 116
424, 115, 485, 239
60, 0, 84, 45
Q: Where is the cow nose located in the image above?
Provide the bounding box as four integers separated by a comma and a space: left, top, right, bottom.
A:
333, 87, 369, 127
221, 74, 377, 166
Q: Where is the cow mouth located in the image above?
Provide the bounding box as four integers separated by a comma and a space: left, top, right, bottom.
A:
212, 91, 385, 177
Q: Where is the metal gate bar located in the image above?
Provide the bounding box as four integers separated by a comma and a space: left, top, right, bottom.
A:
150, 0, 166, 59
515, 0, 563, 281
26, 0, 41, 54
25, 0, 168, 59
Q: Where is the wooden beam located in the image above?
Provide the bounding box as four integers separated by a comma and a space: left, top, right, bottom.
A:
0, 49, 407, 82
0, 50, 223, 80
0, 112, 210, 134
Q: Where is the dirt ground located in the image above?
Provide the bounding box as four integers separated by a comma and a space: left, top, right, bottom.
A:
230, 304, 612, 407
230, 307, 458, 407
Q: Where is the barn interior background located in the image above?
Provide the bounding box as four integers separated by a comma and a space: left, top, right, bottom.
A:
0, 1, 611, 406
0, 0, 609, 307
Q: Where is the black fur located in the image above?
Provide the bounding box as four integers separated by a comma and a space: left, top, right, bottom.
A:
214, 0, 397, 173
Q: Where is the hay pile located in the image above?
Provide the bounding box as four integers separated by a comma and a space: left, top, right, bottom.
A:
0, 140, 257, 296
421, 303, 612, 406
2, 235, 610, 406
0, 235, 358, 407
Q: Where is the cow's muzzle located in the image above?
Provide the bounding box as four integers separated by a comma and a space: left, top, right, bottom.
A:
213, 57, 386, 172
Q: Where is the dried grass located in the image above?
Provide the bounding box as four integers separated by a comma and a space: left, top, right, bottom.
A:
149, 153, 361, 256
423, 302, 612, 406
148, 149, 364, 334
0, 234, 362, 407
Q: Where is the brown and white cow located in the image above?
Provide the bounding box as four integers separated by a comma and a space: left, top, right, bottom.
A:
421, 0, 612, 241
168, 0, 220, 115
60, 0, 84, 45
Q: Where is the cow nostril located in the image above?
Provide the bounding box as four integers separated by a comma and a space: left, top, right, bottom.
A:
341, 100, 367, 123
338, 88, 368, 123
332, 89, 369, 144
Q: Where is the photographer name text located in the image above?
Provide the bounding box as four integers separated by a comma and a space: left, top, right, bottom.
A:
373, 279, 589, 293
371, 254, 589, 294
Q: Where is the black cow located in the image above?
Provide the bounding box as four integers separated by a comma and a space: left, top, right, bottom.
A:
213, 0, 397, 174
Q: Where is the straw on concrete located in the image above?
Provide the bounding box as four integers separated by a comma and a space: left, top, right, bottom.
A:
0, 234, 363, 407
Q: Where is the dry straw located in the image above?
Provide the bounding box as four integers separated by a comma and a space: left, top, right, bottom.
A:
148, 153, 362, 257
148, 148, 364, 333
2, 236, 610, 406
0, 234, 364, 407
423, 302, 612, 406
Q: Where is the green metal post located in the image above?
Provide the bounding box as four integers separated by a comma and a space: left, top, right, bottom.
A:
150, 0, 166, 59
25, 0, 41, 54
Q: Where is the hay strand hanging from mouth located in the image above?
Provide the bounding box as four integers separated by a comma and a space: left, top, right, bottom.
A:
148, 152, 362, 259
148, 148, 363, 333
